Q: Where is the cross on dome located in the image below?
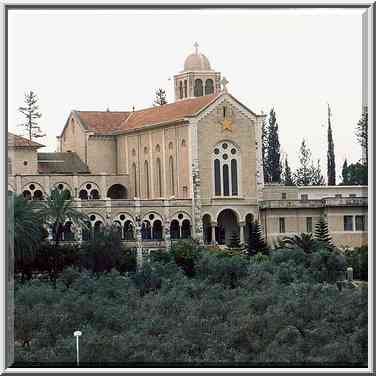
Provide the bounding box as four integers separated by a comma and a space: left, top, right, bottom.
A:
194, 42, 199, 54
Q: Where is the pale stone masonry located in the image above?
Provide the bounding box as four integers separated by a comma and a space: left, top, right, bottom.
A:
8, 46, 368, 249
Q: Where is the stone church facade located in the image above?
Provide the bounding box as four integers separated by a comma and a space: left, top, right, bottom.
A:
8, 47, 368, 249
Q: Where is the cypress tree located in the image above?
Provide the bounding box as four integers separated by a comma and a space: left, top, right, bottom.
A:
247, 221, 267, 256
282, 156, 295, 186
327, 104, 336, 185
314, 215, 333, 249
266, 109, 282, 183
312, 159, 325, 186
355, 107, 368, 163
229, 231, 240, 249
341, 159, 349, 184
294, 139, 312, 186
262, 114, 269, 183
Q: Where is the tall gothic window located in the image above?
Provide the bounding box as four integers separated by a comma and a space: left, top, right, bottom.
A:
132, 163, 138, 198
179, 81, 183, 99
213, 142, 240, 197
205, 79, 214, 95
194, 79, 203, 97
169, 156, 175, 196
156, 158, 162, 197
144, 160, 150, 199
184, 80, 187, 98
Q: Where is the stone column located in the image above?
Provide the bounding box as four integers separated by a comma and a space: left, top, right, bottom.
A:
135, 223, 143, 270
239, 222, 245, 245
164, 220, 171, 251
211, 222, 217, 245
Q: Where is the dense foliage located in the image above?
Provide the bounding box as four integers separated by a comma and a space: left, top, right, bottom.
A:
14, 242, 367, 367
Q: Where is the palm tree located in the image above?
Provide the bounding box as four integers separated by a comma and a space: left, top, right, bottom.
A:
38, 188, 89, 248
281, 233, 318, 253
9, 193, 46, 281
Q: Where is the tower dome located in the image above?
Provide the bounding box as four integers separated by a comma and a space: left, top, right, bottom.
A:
174, 43, 221, 101
183, 42, 212, 71
184, 52, 212, 71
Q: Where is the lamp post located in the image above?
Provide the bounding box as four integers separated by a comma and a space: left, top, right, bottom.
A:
73, 330, 82, 366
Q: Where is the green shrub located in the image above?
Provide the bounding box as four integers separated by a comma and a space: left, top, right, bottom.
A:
344, 246, 368, 281
170, 239, 202, 277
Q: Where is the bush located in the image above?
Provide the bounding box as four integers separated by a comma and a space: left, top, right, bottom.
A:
13, 242, 367, 367
197, 252, 248, 288
344, 246, 368, 281
170, 239, 202, 277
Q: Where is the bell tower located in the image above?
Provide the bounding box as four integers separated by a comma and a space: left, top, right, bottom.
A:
174, 43, 221, 101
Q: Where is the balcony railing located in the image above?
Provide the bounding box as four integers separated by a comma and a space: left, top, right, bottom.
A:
260, 197, 368, 209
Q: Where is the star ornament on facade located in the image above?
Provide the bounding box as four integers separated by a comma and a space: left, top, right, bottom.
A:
223, 118, 232, 131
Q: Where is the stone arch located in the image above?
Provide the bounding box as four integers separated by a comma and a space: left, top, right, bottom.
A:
22, 182, 46, 200
170, 211, 192, 240
205, 79, 214, 95
51, 182, 73, 199
113, 213, 135, 240
142, 212, 164, 240
79, 182, 101, 200
107, 184, 128, 199
82, 213, 105, 240
216, 208, 240, 246
213, 141, 241, 197
194, 78, 203, 97
202, 213, 212, 244
244, 213, 256, 244
170, 219, 180, 240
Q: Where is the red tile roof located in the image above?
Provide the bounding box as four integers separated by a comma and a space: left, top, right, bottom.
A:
75, 111, 131, 133
8, 132, 45, 148
75, 94, 218, 134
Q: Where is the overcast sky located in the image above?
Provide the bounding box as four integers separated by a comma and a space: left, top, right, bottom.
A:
8, 8, 365, 180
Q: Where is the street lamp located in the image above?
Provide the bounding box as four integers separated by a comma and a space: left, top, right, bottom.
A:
73, 330, 82, 366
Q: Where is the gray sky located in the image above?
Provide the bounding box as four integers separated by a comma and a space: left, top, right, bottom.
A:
8, 9, 365, 180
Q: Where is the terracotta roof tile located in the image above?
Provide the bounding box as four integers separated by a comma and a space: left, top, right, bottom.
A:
76, 95, 218, 134
8, 132, 45, 148
75, 111, 131, 134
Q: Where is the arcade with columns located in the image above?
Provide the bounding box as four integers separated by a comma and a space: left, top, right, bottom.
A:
8, 44, 368, 250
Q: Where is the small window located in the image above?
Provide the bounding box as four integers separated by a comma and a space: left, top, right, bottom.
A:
306, 217, 313, 233
23, 161, 28, 166
182, 186, 188, 198
301, 194, 308, 201
279, 217, 286, 233
349, 194, 357, 198
355, 215, 365, 231
281, 192, 287, 200
335, 194, 342, 198
344, 216, 353, 231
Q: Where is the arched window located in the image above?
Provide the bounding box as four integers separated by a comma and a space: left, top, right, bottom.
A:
169, 156, 175, 196
213, 142, 240, 197
144, 160, 150, 199
223, 165, 229, 196
214, 159, 221, 196
184, 80, 188, 97
231, 159, 238, 196
132, 163, 138, 198
179, 81, 183, 99
156, 158, 162, 197
205, 79, 214, 95
194, 79, 203, 97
